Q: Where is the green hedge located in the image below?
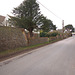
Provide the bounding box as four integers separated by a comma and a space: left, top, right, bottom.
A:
47, 31, 59, 37
40, 32, 47, 37
40, 31, 59, 37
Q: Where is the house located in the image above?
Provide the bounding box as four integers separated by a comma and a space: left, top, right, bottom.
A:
0, 15, 6, 26
57, 29, 63, 33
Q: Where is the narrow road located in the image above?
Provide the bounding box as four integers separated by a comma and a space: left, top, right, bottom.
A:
0, 36, 75, 75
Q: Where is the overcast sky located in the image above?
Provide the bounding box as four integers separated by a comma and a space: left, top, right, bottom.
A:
0, 0, 75, 29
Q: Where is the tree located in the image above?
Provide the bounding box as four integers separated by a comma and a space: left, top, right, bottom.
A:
40, 15, 56, 32
51, 25, 57, 30
65, 24, 74, 32
9, 0, 41, 37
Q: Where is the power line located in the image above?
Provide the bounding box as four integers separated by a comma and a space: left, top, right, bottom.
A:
37, 0, 62, 20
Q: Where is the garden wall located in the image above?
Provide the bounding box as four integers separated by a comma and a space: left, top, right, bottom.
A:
0, 26, 26, 51
28, 37, 49, 46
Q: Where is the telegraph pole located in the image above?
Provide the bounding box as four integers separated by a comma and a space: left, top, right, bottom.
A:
62, 20, 64, 33
62, 20, 64, 38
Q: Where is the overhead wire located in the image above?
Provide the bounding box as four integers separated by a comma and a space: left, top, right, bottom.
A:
37, 0, 62, 20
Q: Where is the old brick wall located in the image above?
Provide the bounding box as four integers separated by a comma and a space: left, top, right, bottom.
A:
0, 26, 26, 51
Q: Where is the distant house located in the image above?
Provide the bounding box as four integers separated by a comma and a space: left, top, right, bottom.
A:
57, 29, 63, 33
0, 15, 6, 26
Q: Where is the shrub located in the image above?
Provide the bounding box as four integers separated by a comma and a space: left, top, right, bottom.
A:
47, 31, 59, 37
40, 32, 47, 37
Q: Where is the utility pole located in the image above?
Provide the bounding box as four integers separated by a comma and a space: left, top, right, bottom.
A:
62, 20, 64, 33
62, 20, 64, 38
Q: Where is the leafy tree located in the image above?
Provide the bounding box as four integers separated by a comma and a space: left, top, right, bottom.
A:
40, 15, 56, 32
9, 0, 41, 37
65, 24, 74, 32
51, 25, 57, 30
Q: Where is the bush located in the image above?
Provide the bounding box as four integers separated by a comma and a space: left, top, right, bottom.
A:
40, 32, 47, 37
40, 30, 72, 38
47, 31, 59, 37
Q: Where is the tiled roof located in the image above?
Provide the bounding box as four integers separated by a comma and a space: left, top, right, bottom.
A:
0, 15, 5, 23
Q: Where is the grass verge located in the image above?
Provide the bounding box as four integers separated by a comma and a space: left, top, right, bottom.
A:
0, 42, 49, 57
0, 38, 62, 61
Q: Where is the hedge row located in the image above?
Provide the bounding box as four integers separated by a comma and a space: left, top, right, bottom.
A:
40, 31, 72, 38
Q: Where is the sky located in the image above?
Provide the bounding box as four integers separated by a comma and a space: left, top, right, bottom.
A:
0, 0, 75, 29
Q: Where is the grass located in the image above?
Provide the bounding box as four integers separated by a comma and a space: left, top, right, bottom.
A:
0, 42, 49, 57
0, 38, 62, 58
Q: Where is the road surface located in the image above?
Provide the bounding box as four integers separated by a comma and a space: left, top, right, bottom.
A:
0, 36, 75, 75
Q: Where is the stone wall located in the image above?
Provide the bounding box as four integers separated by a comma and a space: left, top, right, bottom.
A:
28, 37, 49, 46
0, 26, 26, 51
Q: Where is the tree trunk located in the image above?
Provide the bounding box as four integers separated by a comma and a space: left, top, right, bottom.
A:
29, 31, 33, 37
28, 28, 33, 38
